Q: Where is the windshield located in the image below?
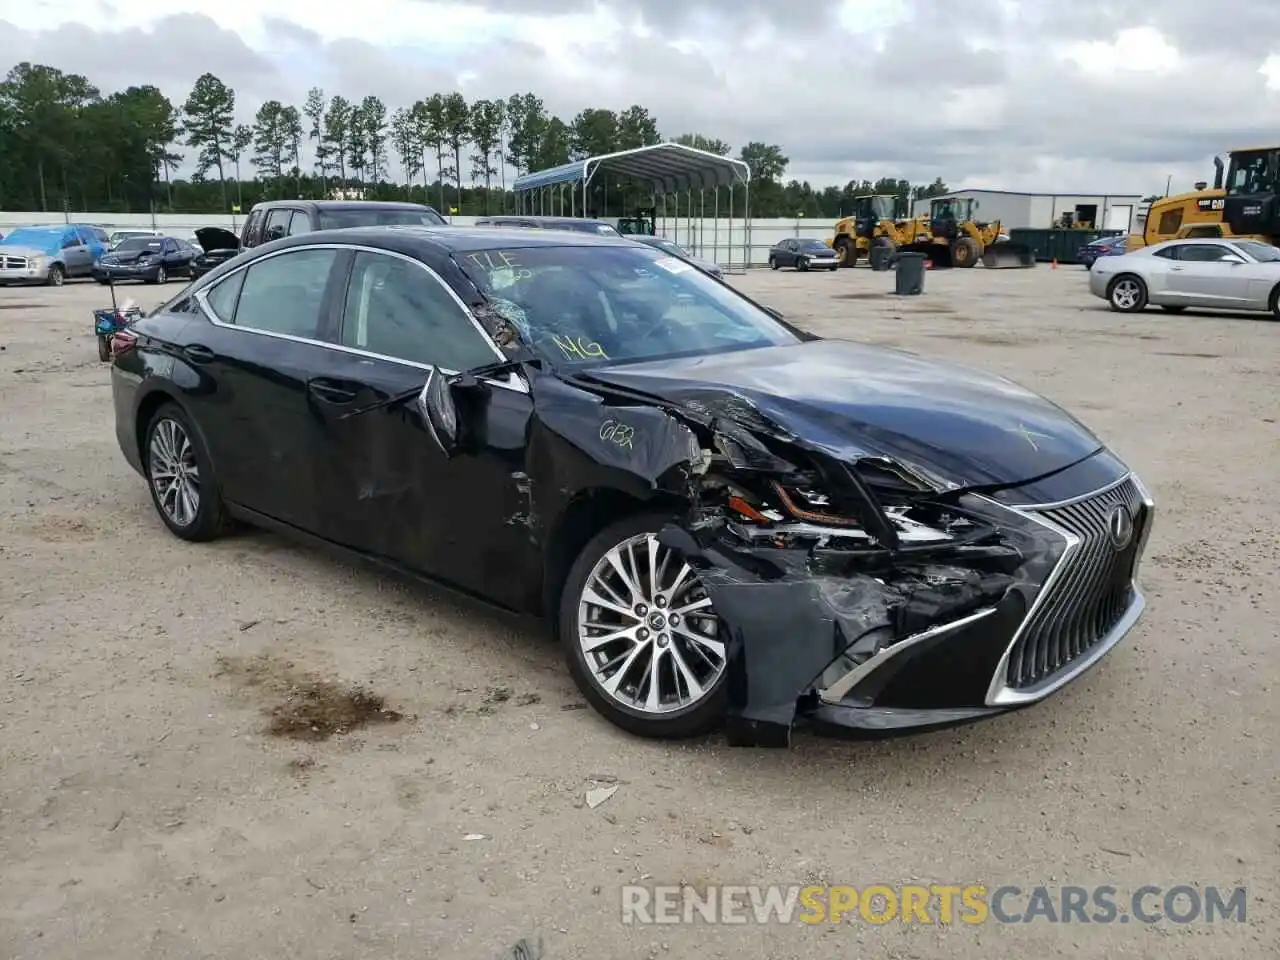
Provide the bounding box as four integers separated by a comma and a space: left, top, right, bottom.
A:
110, 231, 154, 245
455, 244, 800, 367
1225, 150, 1278, 196
317, 207, 446, 229
116, 238, 164, 253
1, 228, 58, 248
797, 239, 828, 250
651, 238, 690, 257
1235, 239, 1280, 262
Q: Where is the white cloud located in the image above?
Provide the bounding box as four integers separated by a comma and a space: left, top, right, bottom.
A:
2, 0, 1279, 193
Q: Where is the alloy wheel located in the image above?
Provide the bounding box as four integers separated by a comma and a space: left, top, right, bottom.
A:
577, 532, 725, 715
148, 418, 201, 527
1111, 278, 1141, 310
156, 265, 167, 283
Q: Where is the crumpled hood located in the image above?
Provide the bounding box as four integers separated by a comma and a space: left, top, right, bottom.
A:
583, 339, 1105, 490
101, 249, 158, 265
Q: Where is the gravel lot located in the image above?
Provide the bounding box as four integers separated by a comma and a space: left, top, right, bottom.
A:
1, 265, 1276, 960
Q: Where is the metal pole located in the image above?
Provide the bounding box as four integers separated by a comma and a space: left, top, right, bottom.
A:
727, 185, 734, 272
686, 189, 692, 254
744, 181, 751, 269
713, 186, 720, 265
699, 191, 706, 257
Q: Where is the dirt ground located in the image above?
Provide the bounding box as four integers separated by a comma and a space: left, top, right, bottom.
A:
0, 265, 1276, 960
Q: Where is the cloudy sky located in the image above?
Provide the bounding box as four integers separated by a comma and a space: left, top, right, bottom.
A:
3, 0, 1279, 194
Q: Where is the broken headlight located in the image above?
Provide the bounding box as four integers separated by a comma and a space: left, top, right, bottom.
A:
726, 480, 978, 547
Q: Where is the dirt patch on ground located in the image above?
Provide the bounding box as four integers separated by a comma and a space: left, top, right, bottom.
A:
927, 332, 1027, 346
19, 513, 106, 543
215, 654, 403, 741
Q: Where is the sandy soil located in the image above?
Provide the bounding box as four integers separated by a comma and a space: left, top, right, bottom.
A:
0, 265, 1276, 960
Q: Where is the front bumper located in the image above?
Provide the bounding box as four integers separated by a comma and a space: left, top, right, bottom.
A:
94, 263, 158, 282
801, 257, 839, 269
663, 468, 1154, 746
0, 264, 50, 284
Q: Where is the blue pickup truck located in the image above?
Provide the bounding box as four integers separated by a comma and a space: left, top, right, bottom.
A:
0, 223, 110, 286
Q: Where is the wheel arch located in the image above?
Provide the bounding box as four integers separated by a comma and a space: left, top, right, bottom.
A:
1106, 271, 1146, 297
541, 486, 686, 629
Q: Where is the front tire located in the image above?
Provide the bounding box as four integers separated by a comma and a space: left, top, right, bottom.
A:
148, 265, 167, 285
143, 403, 229, 542
559, 512, 728, 740
834, 236, 857, 268
46, 264, 64, 287
1108, 275, 1147, 313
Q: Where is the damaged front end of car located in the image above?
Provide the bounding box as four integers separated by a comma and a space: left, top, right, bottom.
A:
416, 335, 1154, 748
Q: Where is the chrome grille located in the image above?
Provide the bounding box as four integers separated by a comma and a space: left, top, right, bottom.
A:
1006, 478, 1148, 690
1, 255, 27, 269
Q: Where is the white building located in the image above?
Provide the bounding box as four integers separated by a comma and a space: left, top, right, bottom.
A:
911, 189, 1144, 233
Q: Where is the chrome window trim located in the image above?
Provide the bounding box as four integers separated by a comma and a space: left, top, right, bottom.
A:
191, 241, 527, 395
977, 471, 1155, 707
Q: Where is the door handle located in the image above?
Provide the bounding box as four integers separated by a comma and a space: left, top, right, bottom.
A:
308, 379, 359, 404
183, 344, 215, 363
1170, 266, 1183, 271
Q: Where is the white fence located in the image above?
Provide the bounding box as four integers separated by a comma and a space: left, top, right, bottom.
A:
0, 211, 836, 269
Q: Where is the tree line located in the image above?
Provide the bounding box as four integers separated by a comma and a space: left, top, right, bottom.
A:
0, 62, 950, 219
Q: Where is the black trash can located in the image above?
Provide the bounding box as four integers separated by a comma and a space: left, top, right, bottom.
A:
894, 252, 927, 295
869, 244, 892, 271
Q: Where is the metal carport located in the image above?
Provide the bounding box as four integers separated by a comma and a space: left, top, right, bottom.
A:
512, 141, 753, 273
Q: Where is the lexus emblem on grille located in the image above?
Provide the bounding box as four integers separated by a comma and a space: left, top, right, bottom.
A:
1107, 504, 1134, 551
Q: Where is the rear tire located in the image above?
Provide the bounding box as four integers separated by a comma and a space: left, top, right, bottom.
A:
1107, 275, 1147, 313
768, 256, 778, 270
97, 335, 111, 362
142, 402, 230, 542
558, 511, 728, 740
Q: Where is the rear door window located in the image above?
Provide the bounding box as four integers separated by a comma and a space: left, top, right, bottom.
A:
230, 248, 340, 339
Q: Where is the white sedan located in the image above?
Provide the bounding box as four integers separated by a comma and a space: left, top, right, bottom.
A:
1089, 237, 1280, 318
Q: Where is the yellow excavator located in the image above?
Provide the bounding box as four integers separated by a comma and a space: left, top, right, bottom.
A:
1129, 149, 1280, 249
828, 195, 924, 267
901, 197, 1035, 268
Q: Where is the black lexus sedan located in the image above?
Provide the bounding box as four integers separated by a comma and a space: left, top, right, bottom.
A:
109, 227, 1154, 747
93, 235, 196, 284
768, 237, 839, 271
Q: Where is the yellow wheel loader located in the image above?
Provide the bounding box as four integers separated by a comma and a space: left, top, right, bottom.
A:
899, 197, 1035, 269
827, 195, 924, 267
1128, 151, 1280, 250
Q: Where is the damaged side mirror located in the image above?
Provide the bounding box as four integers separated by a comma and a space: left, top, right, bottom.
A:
415, 365, 491, 458
417, 367, 461, 457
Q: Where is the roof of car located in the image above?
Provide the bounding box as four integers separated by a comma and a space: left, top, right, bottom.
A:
247, 225, 636, 257
249, 200, 439, 212
477, 215, 613, 226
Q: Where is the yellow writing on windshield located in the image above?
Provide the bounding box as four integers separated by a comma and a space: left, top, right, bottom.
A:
467, 250, 521, 270
552, 334, 608, 361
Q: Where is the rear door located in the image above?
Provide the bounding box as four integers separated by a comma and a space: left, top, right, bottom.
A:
304, 247, 534, 602
185, 245, 350, 530
60, 229, 93, 275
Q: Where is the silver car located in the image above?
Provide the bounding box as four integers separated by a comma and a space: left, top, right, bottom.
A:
1090, 237, 1280, 317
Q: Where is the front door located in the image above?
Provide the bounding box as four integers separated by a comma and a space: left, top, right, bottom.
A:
184, 246, 349, 531
1165, 243, 1251, 307
304, 248, 534, 605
